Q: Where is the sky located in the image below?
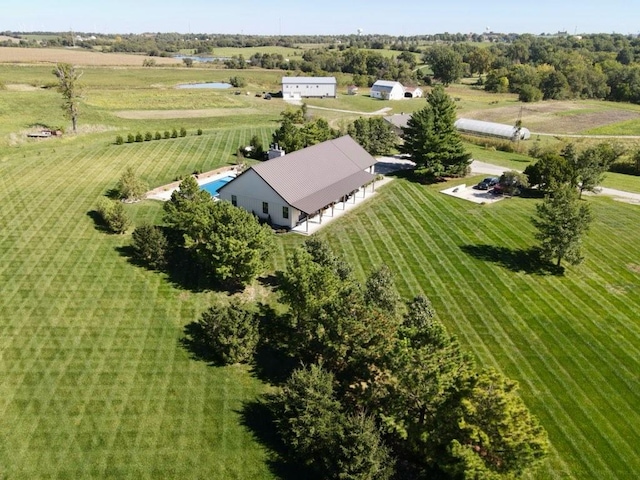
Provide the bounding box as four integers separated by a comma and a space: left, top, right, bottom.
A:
2, 0, 638, 36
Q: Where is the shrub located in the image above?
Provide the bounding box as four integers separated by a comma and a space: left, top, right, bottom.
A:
154, 131, 162, 140
229, 76, 246, 88
116, 166, 148, 202
135, 132, 143, 142
164, 130, 171, 139
127, 133, 135, 143
115, 135, 124, 145
197, 128, 203, 136
144, 131, 153, 141
196, 300, 259, 364
171, 128, 178, 138
179, 127, 187, 137
131, 224, 167, 269
519, 84, 543, 103
95, 198, 130, 234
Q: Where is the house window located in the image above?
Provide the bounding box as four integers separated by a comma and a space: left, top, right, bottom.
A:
231, 195, 237, 206
282, 206, 289, 219
262, 202, 269, 214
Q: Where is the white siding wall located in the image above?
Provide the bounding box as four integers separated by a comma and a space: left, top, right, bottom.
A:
282, 82, 336, 98
218, 170, 300, 229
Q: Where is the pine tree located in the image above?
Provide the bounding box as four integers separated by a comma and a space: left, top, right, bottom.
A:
532, 184, 592, 268
401, 86, 470, 178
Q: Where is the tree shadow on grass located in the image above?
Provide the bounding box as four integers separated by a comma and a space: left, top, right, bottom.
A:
86, 210, 111, 233
251, 303, 299, 386
460, 244, 564, 276
238, 400, 308, 480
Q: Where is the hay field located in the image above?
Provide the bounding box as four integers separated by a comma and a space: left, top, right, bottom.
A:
0, 47, 181, 66
462, 100, 640, 134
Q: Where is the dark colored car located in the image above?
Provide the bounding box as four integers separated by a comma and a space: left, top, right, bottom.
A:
475, 177, 499, 190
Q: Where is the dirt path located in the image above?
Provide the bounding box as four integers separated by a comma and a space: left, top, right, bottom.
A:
307, 105, 392, 116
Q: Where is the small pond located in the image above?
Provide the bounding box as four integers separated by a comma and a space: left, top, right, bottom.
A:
176, 82, 233, 89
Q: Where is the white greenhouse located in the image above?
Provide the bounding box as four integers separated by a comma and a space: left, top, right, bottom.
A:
454, 118, 531, 141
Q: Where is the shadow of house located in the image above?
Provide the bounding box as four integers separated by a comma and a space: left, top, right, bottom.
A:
460, 244, 563, 275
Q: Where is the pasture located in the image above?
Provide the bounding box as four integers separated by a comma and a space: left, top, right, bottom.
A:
0, 58, 639, 478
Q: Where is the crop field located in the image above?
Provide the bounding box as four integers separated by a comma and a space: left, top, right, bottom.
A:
1, 56, 640, 478
0, 46, 182, 66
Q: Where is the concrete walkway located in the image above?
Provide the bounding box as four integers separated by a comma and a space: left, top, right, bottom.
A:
291, 176, 393, 235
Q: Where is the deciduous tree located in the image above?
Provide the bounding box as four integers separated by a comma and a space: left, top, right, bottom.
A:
116, 166, 148, 202
424, 46, 464, 85
52, 63, 82, 133
347, 117, 397, 156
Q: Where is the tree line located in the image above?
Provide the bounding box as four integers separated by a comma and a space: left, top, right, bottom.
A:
184, 238, 549, 479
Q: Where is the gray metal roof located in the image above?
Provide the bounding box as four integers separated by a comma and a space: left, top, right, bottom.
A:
249, 135, 377, 215
384, 113, 411, 129
282, 76, 337, 85
372, 80, 403, 89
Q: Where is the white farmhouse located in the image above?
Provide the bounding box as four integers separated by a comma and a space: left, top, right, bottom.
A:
370, 80, 405, 100
282, 76, 337, 99
218, 136, 377, 231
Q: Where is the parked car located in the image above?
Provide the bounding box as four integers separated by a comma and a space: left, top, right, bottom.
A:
475, 177, 499, 190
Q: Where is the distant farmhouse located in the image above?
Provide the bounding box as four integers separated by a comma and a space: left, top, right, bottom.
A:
383, 114, 531, 140
282, 76, 337, 100
370, 81, 424, 100
370, 80, 405, 100
218, 136, 377, 232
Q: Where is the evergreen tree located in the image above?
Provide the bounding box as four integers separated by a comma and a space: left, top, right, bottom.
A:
532, 184, 592, 268
400, 86, 470, 178
196, 299, 259, 364
131, 223, 168, 269
444, 369, 549, 479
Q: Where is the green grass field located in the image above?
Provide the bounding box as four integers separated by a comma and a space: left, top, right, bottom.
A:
1, 61, 639, 478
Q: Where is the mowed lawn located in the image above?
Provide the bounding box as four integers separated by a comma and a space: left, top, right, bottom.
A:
319, 180, 640, 479
0, 128, 278, 478
1, 61, 639, 477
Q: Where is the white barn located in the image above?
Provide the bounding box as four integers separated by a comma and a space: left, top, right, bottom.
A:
370, 80, 405, 100
218, 136, 377, 231
282, 76, 337, 99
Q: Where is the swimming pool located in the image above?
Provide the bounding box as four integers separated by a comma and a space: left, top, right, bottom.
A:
200, 176, 234, 197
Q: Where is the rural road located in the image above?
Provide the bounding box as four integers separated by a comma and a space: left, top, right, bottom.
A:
470, 160, 640, 204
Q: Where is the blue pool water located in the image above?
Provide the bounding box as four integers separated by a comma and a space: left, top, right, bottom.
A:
201, 176, 234, 196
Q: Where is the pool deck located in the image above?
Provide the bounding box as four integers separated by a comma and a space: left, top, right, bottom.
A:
146, 166, 240, 201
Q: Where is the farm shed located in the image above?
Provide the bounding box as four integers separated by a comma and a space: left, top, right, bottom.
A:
403, 86, 423, 98
370, 80, 405, 100
454, 118, 531, 140
282, 76, 337, 99
218, 136, 377, 231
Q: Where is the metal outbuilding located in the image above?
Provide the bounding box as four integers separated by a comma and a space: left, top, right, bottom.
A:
454, 118, 531, 140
